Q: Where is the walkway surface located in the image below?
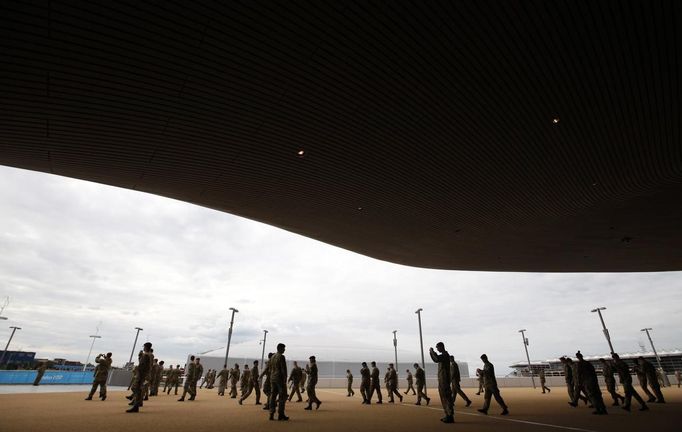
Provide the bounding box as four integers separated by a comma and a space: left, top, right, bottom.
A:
1, 387, 680, 432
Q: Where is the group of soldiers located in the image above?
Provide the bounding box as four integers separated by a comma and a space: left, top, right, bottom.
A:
559, 351, 666, 415
91, 340, 675, 423
343, 342, 503, 424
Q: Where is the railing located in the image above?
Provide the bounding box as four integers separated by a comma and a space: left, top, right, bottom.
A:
0, 370, 94, 384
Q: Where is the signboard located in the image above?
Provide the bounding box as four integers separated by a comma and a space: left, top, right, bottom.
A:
0, 370, 93, 384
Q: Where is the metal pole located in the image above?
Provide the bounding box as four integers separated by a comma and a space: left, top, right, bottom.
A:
260, 330, 268, 368
518, 329, 536, 389
223, 307, 239, 366
392, 330, 398, 375
128, 327, 143, 367
641, 328, 670, 386
591, 307, 614, 353
415, 308, 427, 395
83, 335, 101, 371
0, 326, 21, 366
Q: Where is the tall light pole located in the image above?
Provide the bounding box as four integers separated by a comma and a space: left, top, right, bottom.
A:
518, 329, 536, 388
260, 330, 268, 368
591, 307, 615, 354
83, 335, 102, 371
641, 328, 670, 386
0, 326, 21, 366
223, 307, 239, 367
128, 327, 143, 368
415, 308, 427, 394
392, 330, 399, 377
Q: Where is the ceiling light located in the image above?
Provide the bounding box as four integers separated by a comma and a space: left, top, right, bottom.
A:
297, 149, 305, 157
552, 118, 560, 124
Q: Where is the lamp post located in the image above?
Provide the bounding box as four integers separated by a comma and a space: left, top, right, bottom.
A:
415, 308, 427, 394
260, 330, 268, 368
223, 307, 239, 367
0, 326, 21, 366
83, 335, 102, 371
591, 307, 614, 353
392, 330, 399, 378
518, 329, 536, 389
128, 327, 143, 368
641, 328, 670, 386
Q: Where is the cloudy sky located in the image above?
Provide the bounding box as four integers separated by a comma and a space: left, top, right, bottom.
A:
1, 165, 680, 373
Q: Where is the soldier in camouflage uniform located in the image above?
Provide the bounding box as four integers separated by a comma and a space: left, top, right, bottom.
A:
260, 354, 273, 410
178, 355, 197, 401
612, 353, 648, 412
300, 367, 307, 394
387, 363, 403, 403
127, 343, 152, 413
217, 364, 228, 396
304, 356, 322, 410
268, 343, 289, 421
450, 355, 472, 407
250, 360, 262, 404
404, 369, 416, 395
633, 363, 656, 402
475, 369, 484, 395
288, 361, 303, 402
360, 362, 371, 404
163, 365, 172, 393
229, 363, 240, 398
86, 352, 112, 401
539, 369, 550, 394
238, 364, 252, 404
414, 363, 430, 405
575, 351, 607, 415
346, 369, 355, 397
368, 361, 383, 404
149, 359, 159, 396
154, 360, 164, 396
169, 364, 182, 395
430, 343, 454, 423
477, 354, 509, 416
638, 357, 665, 403
599, 358, 624, 406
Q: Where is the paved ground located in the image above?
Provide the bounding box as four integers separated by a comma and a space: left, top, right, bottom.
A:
1, 386, 680, 432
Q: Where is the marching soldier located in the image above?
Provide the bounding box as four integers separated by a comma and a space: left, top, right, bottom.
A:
167, 364, 181, 395
195, 358, 204, 397
251, 360, 263, 405
676, 370, 681, 388
538, 369, 550, 394
154, 360, 164, 396
288, 361, 303, 402
360, 362, 371, 404
260, 354, 273, 410
149, 359, 159, 396
300, 367, 307, 394
430, 343, 454, 423
575, 351, 607, 415
346, 369, 355, 397
163, 365, 172, 393
127, 365, 137, 391
304, 356, 322, 410
414, 363, 430, 405
238, 364, 252, 404
599, 358, 624, 406
638, 357, 665, 403
404, 369, 416, 395
387, 363, 403, 403
127, 343, 152, 413
178, 356, 197, 401
229, 363, 240, 398
268, 343, 289, 421
368, 361, 383, 404
475, 368, 484, 395
612, 353, 648, 412
450, 355, 472, 407
217, 364, 228, 396
85, 353, 112, 401
562, 357, 588, 406
477, 354, 509, 416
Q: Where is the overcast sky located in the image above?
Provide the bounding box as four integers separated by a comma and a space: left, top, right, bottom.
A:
1, 165, 680, 373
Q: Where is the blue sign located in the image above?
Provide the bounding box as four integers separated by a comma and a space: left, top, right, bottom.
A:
0, 370, 94, 384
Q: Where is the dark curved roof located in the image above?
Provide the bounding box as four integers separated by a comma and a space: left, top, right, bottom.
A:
1, 1, 681, 272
